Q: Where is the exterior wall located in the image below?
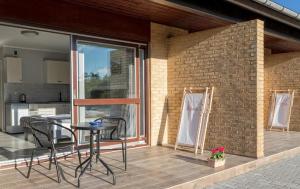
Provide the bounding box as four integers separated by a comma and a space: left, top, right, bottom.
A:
149, 23, 188, 145
264, 52, 300, 131
167, 20, 264, 157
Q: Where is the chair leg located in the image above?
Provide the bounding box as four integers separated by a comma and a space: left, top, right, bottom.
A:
49, 149, 53, 170
27, 149, 35, 178
121, 142, 125, 163
52, 150, 61, 183
77, 150, 82, 171
124, 140, 127, 171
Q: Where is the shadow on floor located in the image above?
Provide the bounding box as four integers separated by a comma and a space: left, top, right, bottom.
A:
173, 154, 208, 166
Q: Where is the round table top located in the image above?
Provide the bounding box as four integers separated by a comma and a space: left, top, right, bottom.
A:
71, 122, 112, 131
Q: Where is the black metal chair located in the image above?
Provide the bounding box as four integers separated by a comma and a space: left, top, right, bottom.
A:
27, 117, 82, 183
94, 117, 127, 170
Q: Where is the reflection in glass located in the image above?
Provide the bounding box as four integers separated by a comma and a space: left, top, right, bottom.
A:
78, 105, 136, 144
140, 49, 145, 136
77, 42, 136, 99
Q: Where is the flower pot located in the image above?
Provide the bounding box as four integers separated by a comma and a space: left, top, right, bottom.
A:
208, 158, 225, 168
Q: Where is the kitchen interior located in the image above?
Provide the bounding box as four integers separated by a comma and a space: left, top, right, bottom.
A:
0, 24, 71, 162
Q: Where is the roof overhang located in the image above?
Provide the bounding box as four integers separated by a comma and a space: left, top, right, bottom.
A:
1, 0, 299, 53
61, 0, 300, 53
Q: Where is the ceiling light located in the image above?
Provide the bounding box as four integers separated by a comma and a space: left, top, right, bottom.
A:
21, 30, 39, 37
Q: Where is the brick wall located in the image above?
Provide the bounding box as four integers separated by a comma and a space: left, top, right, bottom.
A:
264, 52, 300, 131
167, 20, 264, 157
149, 23, 187, 145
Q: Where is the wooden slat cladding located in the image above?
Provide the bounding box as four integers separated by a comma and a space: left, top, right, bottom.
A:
0, 0, 150, 43
64, 0, 300, 53
1, 0, 300, 53
265, 35, 300, 53
61, 0, 231, 31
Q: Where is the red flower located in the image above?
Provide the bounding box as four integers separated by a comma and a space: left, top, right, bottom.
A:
210, 147, 218, 154
218, 146, 225, 152
210, 146, 225, 154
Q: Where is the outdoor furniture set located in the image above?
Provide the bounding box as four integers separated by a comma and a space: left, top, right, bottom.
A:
25, 116, 127, 187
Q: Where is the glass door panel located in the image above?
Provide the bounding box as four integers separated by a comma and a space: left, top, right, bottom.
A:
73, 38, 145, 145
77, 42, 136, 99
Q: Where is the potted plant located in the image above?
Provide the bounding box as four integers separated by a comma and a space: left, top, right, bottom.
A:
208, 146, 225, 168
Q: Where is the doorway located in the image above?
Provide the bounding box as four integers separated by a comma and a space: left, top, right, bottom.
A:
71, 37, 147, 145
0, 24, 71, 163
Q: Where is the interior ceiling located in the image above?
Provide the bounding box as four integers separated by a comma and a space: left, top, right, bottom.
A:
0, 25, 69, 53
61, 0, 300, 54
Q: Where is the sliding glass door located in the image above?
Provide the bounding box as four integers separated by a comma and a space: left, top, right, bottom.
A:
71, 36, 146, 144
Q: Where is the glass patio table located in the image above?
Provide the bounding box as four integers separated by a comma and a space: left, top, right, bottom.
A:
71, 122, 116, 187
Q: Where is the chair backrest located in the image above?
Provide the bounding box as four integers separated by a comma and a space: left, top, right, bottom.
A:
29, 117, 52, 148
95, 117, 127, 139
49, 122, 76, 145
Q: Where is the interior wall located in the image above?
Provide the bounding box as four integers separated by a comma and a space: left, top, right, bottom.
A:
2, 47, 70, 103
3, 47, 69, 84
264, 52, 300, 131
167, 20, 264, 157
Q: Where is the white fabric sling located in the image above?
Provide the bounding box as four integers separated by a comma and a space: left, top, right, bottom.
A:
175, 87, 214, 155
270, 93, 292, 128
177, 93, 205, 146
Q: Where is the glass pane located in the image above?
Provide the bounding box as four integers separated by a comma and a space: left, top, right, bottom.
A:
140, 49, 145, 136
78, 105, 136, 144
77, 42, 136, 99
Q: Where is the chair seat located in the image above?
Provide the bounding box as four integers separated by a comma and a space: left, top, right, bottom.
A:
40, 141, 75, 149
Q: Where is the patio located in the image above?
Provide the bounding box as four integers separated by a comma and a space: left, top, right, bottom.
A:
0, 130, 300, 189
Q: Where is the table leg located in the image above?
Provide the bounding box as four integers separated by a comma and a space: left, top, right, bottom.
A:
75, 157, 90, 178
97, 156, 116, 185
89, 130, 93, 171
77, 158, 92, 187
76, 128, 116, 186
96, 130, 100, 163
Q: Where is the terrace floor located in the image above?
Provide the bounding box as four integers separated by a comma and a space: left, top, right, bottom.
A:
264, 130, 300, 156
0, 130, 300, 189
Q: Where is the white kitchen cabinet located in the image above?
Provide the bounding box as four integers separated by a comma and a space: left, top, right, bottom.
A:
46, 60, 70, 84
5, 57, 22, 83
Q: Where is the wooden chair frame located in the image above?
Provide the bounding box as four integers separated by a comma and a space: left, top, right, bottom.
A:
268, 89, 295, 132
175, 87, 214, 155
